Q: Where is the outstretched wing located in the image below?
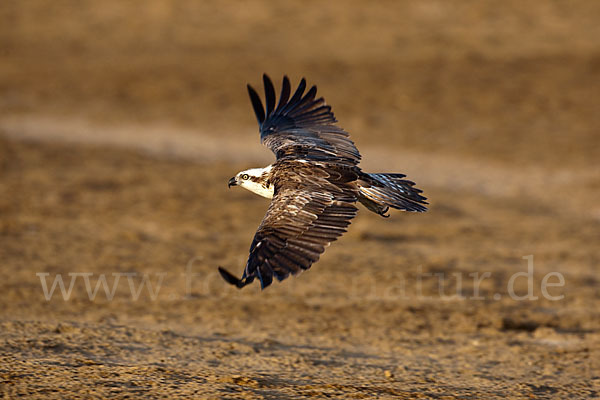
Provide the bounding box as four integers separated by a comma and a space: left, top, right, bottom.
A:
219, 162, 358, 289
246, 74, 361, 166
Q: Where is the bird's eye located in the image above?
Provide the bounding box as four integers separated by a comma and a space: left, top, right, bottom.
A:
241, 174, 249, 180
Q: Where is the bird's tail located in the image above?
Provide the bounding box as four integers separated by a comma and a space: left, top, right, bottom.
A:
358, 173, 428, 216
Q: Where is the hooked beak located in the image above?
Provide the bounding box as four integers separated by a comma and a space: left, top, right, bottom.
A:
228, 177, 237, 188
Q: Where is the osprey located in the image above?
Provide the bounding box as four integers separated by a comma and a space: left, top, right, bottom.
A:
219, 75, 428, 289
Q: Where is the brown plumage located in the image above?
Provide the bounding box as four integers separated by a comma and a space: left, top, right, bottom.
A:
219, 75, 428, 289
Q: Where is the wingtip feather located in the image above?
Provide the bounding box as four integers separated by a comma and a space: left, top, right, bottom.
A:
218, 266, 240, 286
263, 74, 276, 117
247, 84, 265, 125
275, 75, 291, 112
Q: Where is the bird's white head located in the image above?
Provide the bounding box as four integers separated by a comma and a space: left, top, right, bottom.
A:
228, 165, 274, 199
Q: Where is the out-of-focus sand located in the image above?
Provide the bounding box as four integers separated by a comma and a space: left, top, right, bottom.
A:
1, 1, 599, 398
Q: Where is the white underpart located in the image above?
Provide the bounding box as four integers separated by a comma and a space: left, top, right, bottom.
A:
237, 165, 274, 199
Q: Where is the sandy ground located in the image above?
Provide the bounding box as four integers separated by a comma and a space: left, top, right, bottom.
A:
1, 1, 600, 398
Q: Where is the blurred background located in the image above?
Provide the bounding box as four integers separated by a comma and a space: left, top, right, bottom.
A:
1, 1, 599, 398
2, 1, 599, 166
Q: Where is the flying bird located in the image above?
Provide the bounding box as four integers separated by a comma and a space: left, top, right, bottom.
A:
219, 75, 428, 289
